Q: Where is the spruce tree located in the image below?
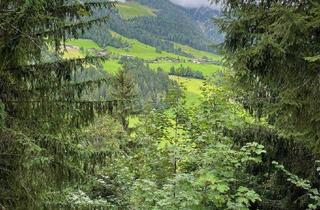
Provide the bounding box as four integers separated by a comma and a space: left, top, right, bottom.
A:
214, 0, 320, 153
213, 1, 320, 208
111, 66, 138, 130
0, 1, 115, 209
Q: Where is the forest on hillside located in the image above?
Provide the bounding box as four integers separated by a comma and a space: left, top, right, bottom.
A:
81, 0, 221, 54
0, 0, 320, 210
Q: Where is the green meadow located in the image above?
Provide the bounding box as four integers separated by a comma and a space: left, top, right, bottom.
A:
102, 59, 122, 73
117, 2, 156, 19
65, 35, 223, 103
170, 76, 205, 105
67, 39, 101, 49
174, 42, 222, 62
66, 33, 222, 62
107, 31, 189, 60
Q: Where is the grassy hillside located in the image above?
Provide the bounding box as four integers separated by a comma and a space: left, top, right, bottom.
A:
64, 39, 100, 59
102, 60, 122, 73
170, 76, 204, 105
66, 32, 221, 62
174, 43, 222, 61
108, 31, 221, 62
117, 2, 156, 19
108, 31, 189, 60
65, 36, 223, 103
68, 39, 101, 49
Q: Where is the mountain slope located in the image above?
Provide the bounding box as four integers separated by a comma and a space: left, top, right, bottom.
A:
117, 1, 156, 19
84, 0, 222, 55
182, 7, 224, 44
132, 0, 216, 50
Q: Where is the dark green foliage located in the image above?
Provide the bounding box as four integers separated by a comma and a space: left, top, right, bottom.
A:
214, 0, 320, 152
232, 125, 320, 210
118, 57, 178, 109
0, 0, 116, 209
273, 161, 320, 210
73, 115, 128, 208
169, 65, 205, 80
111, 67, 138, 130
74, 57, 176, 113
0, 101, 4, 130
214, 0, 320, 209
82, 26, 129, 48
73, 65, 112, 101
0, 1, 115, 131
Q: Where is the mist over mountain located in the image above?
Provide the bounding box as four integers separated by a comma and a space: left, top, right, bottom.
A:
169, 0, 213, 8
182, 6, 224, 44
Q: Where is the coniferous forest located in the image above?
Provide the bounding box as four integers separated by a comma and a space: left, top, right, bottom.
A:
0, 0, 320, 210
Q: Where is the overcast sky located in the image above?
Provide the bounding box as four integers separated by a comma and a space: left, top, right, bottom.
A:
169, 0, 218, 8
